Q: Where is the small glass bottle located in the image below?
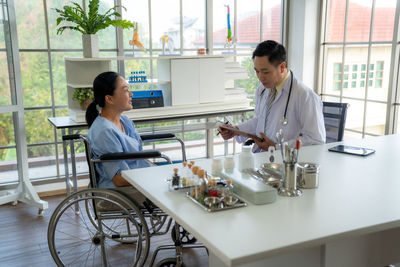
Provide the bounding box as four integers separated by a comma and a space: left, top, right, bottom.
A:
226, 179, 234, 195
197, 169, 208, 196
172, 167, 180, 187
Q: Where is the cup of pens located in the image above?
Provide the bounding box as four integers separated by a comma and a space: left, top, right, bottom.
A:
277, 137, 302, 197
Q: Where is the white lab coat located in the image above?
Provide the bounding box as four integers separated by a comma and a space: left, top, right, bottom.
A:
236, 72, 326, 152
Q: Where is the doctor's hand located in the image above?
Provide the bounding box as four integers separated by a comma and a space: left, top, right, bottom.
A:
254, 132, 276, 151
217, 125, 238, 140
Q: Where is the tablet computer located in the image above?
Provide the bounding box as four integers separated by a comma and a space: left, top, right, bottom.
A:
328, 145, 375, 156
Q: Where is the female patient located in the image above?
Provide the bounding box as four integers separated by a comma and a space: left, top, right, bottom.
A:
86, 71, 152, 204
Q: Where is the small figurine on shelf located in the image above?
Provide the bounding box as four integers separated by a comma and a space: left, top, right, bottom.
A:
128, 71, 148, 83
223, 5, 236, 54
160, 34, 179, 55
129, 22, 146, 56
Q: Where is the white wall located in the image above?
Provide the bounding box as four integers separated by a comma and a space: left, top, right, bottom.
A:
287, 0, 320, 91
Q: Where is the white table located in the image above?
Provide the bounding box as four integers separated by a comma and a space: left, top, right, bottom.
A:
122, 134, 400, 267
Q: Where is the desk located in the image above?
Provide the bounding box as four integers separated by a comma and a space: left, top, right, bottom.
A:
48, 105, 254, 196
122, 134, 400, 267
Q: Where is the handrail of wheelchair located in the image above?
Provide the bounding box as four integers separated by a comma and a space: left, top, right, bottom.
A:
62, 133, 186, 162
141, 135, 187, 162
92, 151, 172, 164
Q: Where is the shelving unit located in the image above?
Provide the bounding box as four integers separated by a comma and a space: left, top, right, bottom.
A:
64, 55, 250, 122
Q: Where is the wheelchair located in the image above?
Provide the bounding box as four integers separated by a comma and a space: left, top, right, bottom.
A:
47, 133, 202, 266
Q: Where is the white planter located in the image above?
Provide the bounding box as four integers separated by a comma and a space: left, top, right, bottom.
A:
82, 34, 99, 58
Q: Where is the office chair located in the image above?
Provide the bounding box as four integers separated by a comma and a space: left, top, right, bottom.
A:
322, 101, 349, 143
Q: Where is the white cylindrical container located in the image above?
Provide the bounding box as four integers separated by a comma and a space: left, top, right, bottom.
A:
211, 158, 223, 175
239, 145, 254, 172
224, 157, 235, 173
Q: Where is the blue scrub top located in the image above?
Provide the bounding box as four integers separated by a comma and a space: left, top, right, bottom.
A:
87, 115, 152, 188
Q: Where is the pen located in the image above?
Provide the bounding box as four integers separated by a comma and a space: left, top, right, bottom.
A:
217, 121, 230, 135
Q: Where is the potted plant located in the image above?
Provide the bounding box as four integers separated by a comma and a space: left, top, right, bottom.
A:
54, 0, 134, 57
72, 88, 94, 110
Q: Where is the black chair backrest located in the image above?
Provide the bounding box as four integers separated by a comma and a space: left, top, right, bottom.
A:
322, 102, 348, 143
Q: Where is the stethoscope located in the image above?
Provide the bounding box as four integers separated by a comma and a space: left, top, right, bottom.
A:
260, 70, 293, 126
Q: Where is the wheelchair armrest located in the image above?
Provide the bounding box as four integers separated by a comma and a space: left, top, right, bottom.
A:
99, 150, 161, 161
62, 134, 82, 141
140, 133, 175, 141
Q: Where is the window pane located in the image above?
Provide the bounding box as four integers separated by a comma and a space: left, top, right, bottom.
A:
28, 144, 57, 180
342, 46, 368, 99
376, 61, 384, 70
361, 72, 366, 78
326, 0, 346, 42
343, 65, 348, 72
122, 0, 150, 52
375, 79, 382, 88
376, 71, 382, 78
20, 52, 51, 107
0, 52, 12, 106
334, 63, 342, 72
0, 113, 17, 183
323, 47, 343, 96
360, 80, 365, 87
365, 102, 386, 135
262, 0, 281, 42
343, 81, 348, 88
369, 64, 374, 70
333, 74, 342, 80
152, 0, 181, 51
97, 0, 117, 50
25, 109, 54, 144
361, 64, 366, 71
236, 0, 260, 46
15, 1, 46, 49
346, 0, 373, 42
51, 52, 82, 106
344, 99, 364, 133
47, 0, 83, 50
369, 72, 373, 78
182, 0, 205, 49
213, 0, 235, 48
372, 0, 396, 42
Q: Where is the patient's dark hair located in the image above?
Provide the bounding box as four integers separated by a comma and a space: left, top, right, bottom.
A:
252, 40, 286, 67
85, 71, 119, 127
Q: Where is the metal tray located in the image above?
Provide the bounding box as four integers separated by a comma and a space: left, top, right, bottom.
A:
186, 192, 247, 212
166, 179, 195, 191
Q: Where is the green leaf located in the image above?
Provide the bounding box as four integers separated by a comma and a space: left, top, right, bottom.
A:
54, 0, 134, 35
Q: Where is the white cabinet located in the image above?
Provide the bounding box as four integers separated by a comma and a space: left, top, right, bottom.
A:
170, 58, 200, 105
159, 56, 225, 106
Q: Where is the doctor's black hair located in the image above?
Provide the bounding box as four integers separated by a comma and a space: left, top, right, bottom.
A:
85, 71, 120, 127
252, 40, 286, 67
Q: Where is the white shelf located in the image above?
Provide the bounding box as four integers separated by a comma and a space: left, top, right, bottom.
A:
67, 83, 93, 89
65, 54, 231, 62
127, 79, 170, 85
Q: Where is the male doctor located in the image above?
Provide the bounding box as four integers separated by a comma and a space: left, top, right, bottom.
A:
219, 40, 326, 152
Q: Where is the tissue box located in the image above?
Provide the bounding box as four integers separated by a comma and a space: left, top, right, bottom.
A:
217, 169, 277, 205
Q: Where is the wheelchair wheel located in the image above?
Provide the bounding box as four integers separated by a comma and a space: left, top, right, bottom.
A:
84, 193, 141, 244
171, 223, 197, 244
48, 188, 150, 267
